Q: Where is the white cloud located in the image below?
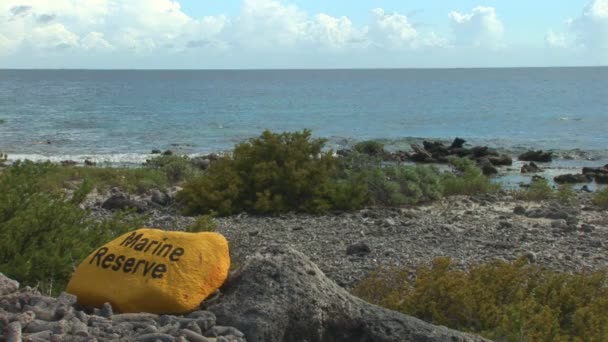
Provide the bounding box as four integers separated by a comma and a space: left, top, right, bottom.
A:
545, 29, 568, 48
81, 31, 113, 51
370, 8, 418, 49
30, 23, 80, 50
570, 0, 608, 51
449, 6, 504, 48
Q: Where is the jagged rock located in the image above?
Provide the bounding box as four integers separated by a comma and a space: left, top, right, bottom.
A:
101, 192, 147, 212
151, 149, 162, 154
488, 154, 512, 166
518, 150, 553, 162
208, 246, 488, 342
554, 174, 591, 184
521, 162, 541, 173
450, 138, 466, 149
409, 144, 434, 162
151, 189, 171, 206
478, 158, 498, 176
0, 272, 19, 295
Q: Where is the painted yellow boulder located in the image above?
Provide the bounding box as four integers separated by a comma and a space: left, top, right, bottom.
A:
66, 228, 230, 314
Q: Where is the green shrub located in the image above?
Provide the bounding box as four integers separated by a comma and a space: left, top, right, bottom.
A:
144, 154, 196, 183
363, 165, 443, 206
354, 140, 385, 157
0, 161, 142, 294
353, 257, 608, 341
555, 184, 577, 205
441, 157, 499, 196
593, 187, 608, 208
516, 178, 553, 201
186, 215, 217, 233
178, 130, 366, 216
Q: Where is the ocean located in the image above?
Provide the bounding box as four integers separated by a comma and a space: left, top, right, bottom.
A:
0, 68, 606, 166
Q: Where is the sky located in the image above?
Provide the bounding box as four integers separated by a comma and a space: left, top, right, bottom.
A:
0, 0, 606, 69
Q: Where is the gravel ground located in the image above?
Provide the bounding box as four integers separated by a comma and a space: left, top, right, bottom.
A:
100, 190, 608, 289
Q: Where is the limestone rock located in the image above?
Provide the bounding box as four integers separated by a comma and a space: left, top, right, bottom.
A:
67, 228, 230, 314
1, 272, 19, 295
208, 246, 488, 342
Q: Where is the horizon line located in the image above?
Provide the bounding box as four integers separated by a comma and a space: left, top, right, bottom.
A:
1, 65, 607, 71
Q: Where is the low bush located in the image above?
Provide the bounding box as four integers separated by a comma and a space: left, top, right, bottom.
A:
555, 184, 577, 205
178, 130, 367, 216
144, 154, 196, 183
515, 178, 553, 201
354, 140, 386, 157
593, 186, 608, 208
185, 215, 217, 233
363, 165, 443, 206
0, 161, 141, 295
441, 157, 499, 196
353, 257, 608, 341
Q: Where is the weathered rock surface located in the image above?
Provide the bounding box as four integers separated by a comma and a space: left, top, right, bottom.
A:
521, 162, 541, 173
0, 273, 19, 296
554, 174, 592, 184
0, 282, 245, 342
208, 246, 488, 342
518, 150, 553, 162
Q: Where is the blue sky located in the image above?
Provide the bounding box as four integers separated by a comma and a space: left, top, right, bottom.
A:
0, 0, 606, 68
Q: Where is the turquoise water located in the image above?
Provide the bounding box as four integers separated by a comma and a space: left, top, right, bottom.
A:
0, 68, 606, 165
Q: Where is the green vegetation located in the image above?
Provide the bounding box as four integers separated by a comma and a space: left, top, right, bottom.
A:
177, 130, 367, 216
515, 178, 554, 201
0, 118, 6, 124
555, 184, 577, 205
0, 161, 142, 295
353, 257, 608, 341
143, 154, 197, 183
362, 165, 443, 206
441, 157, 500, 196
185, 215, 217, 233
353, 140, 386, 157
593, 186, 608, 208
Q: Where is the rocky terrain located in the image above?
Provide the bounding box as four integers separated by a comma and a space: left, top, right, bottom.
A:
85, 187, 608, 289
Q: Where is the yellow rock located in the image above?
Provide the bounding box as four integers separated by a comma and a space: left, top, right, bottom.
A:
66, 228, 230, 314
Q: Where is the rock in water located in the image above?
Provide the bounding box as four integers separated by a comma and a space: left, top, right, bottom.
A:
67, 228, 230, 314
208, 246, 488, 342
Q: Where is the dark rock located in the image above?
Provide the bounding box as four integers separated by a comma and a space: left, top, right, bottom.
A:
409, 144, 434, 162
84, 159, 96, 166
151, 190, 171, 206
582, 165, 608, 176
488, 154, 512, 166
595, 174, 608, 184
451, 147, 471, 157
580, 224, 595, 233
470, 146, 492, 158
208, 246, 487, 342
335, 149, 351, 157
191, 157, 211, 170
581, 185, 592, 193
518, 150, 553, 162
521, 162, 541, 173
61, 160, 77, 166
0, 272, 19, 295
162, 150, 174, 156
450, 137, 466, 149
151, 149, 162, 154
102, 193, 146, 212
346, 242, 371, 256
478, 158, 498, 176
554, 174, 591, 184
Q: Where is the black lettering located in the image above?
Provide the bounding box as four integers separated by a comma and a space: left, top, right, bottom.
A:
133, 238, 149, 251
145, 240, 159, 252
152, 241, 162, 254
120, 232, 142, 248
142, 261, 157, 276
132, 259, 146, 274
89, 247, 108, 266
123, 258, 136, 273
157, 244, 173, 258
169, 248, 184, 262
101, 253, 116, 269
151, 264, 167, 279
112, 255, 125, 271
